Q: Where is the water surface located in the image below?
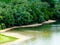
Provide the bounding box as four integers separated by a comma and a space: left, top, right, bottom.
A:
10, 22, 60, 45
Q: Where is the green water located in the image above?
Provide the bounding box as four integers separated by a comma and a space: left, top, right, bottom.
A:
10, 22, 60, 45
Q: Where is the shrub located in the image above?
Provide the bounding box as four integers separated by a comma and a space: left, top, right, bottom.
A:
0, 25, 2, 30
0, 0, 60, 30
1, 7, 15, 27
0, 23, 6, 29
0, 0, 11, 3
54, 10, 60, 19
0, 16, 3, 22
14, 11, 33, 25
28, 2, 48, 22
37, 15, 45, 23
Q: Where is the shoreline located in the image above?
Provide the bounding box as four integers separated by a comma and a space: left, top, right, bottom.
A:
1, 32, 33, 45
0, 20, 56, 33
0, 20, 56, 45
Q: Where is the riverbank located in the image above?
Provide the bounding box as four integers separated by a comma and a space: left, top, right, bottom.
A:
1, 32, 33, 45
0, 20, 56, 45
0, 20, 56, 33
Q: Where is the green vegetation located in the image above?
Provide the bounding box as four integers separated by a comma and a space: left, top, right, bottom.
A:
0, 34, 17, 44
0, 0, 60, 29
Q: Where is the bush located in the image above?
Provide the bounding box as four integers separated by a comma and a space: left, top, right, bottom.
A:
0, 23, 6, 29
0, 16, 3, 22
2, 10, 15, 27
54, 10, 60, 19
0, 0, 11, 3
14, 11, 33, 25
0, 25, 2, 30
37, 15, 45, 23
1, 5, 15, 27
0, 0, 60, 30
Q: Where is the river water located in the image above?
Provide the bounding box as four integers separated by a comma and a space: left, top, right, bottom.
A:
10, 22, 60, 45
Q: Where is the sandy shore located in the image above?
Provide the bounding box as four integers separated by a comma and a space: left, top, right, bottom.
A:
0, 20, 56, 33
1, 32, 33, 45
0, 20, 56, 45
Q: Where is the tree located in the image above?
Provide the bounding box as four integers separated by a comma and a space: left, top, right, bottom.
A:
41, 0, 55, 8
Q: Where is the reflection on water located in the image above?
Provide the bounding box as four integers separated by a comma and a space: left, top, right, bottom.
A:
10, 22, 60, 45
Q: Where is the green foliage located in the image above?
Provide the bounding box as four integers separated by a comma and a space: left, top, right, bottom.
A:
0, 23, 6, 29
0, 0, 60, 30
0, 0, 11, 3
1, 6, 15, 27
0, 23, 6, 30
14, 11, 33, 25
41, 0, 55, 8
53, 2, 60, 20
0, 16, 3, 22
54, 10, 60, 19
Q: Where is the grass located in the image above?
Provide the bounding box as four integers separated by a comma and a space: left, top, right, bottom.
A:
0, 34, 17, 44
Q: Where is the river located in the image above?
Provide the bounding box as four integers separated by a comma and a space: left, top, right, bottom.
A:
10, 22, 60, 45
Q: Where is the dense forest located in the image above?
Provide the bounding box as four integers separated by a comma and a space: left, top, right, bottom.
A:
0, 0, 60, 30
